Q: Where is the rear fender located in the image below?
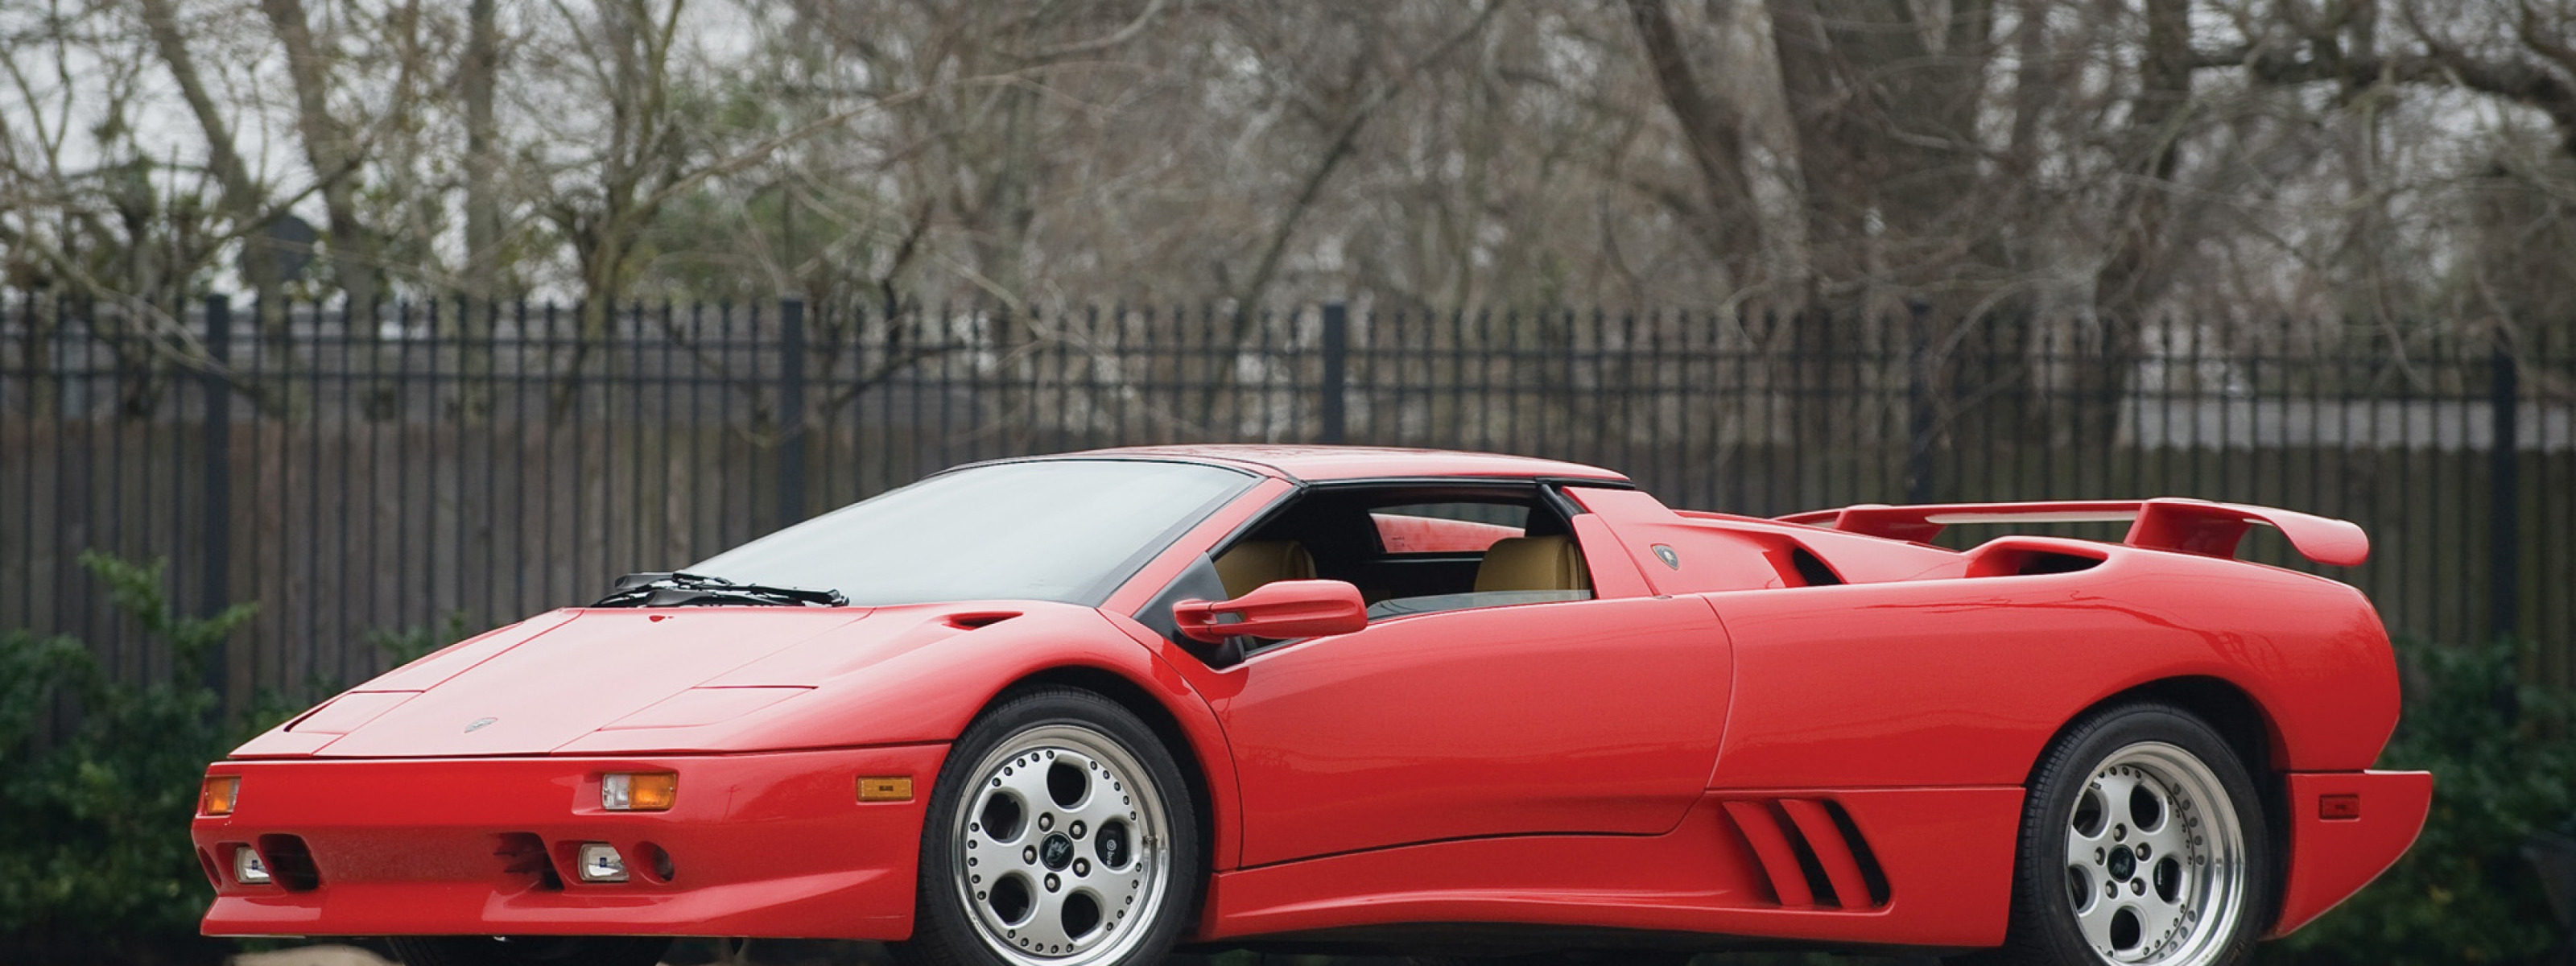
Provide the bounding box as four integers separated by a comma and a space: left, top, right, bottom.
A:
1703, 551, 2401, 791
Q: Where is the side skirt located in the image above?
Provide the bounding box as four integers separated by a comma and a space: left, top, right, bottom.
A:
1198, 787, 2022, 949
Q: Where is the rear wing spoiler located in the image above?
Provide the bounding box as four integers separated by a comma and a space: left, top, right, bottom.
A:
1777, 498, 2369, 567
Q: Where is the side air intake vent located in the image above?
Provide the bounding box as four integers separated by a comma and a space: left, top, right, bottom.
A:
1720, 799, 1889, 910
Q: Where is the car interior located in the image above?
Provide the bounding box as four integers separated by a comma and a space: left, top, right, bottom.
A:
1211, 484, 1595, 624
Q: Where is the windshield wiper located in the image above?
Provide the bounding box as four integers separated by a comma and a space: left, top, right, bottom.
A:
592, 572, 848, 609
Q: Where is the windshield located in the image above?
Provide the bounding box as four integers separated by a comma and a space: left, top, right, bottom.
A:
687, 460, 1255, 606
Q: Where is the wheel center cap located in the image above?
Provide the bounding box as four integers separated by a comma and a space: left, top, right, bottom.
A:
2107, 844, 2137, 880
1040, 833, 1075, 870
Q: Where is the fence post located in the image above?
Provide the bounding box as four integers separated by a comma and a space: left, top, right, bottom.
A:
1319, 301, 1348, 444
778, 298, 808, 532
2491, 341, 2520, 642
1905, 299, 1936, 504
200, 295, 233, 700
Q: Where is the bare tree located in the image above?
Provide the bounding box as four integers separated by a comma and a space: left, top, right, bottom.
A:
0, 0, 2569, 362
134, 0, 287, 321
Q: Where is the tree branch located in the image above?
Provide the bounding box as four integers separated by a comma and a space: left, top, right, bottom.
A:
1027, 0, 1171, 60
1232, 2, 1503, 309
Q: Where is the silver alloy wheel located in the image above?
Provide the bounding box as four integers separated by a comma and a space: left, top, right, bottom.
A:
2062, 741, 2248, 966
952, 723, 1172, 966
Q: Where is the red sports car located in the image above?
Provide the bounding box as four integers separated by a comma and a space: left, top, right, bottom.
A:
191, 445, 2429, 966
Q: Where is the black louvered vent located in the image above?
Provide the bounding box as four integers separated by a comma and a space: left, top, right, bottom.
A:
1719, 798, 1890, 910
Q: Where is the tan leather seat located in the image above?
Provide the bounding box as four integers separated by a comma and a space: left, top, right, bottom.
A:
1475, 535, 1592, 592
1214, 540, 1317, 598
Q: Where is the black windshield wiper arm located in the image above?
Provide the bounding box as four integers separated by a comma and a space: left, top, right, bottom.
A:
591, 572, 848, 609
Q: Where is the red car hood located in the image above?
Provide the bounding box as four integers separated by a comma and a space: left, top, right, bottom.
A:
247, 606, 940, 758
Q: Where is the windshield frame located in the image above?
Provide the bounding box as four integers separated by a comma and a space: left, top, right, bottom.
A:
683, 456, 1262, 609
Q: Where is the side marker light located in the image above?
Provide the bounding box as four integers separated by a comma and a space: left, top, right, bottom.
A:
201, 775, 240, 815
601, 772, 677, 811
857, 776, 914, 802
2318, 793, 2362, 820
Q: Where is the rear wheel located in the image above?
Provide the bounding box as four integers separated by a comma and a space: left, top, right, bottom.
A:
385, 935, 670, 966
1975, 702, 2271, 966
894, 687, 1200, 966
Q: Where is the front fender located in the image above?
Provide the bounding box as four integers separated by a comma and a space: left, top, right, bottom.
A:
562, 604, 1244, 873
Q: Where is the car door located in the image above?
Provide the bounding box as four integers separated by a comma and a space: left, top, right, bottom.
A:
1210, 588, 1730, 867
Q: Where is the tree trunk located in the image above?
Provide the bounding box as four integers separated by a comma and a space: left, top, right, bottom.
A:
1623, 0, 1763, 287
2083, 0, 2192, 436
462, 0, 503, 316
1765, 0, 1999, 312
260, 0, 385, 328
1764, 0, 1869, 307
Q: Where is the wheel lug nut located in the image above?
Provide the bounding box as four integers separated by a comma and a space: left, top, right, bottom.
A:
1038, 814, 1055, 832
2113, 824, 2127, 841
1074, 859, 1091, 877
2136, 844, 2150, 859
2095, 848, 2105, 864
1044, 873, 1060, 892
1070, 820, 1087, 839
1023, 846, 1038, 864
2131, 879, 2145, 895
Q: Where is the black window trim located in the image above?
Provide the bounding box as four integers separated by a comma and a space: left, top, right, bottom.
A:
1130, 475, 1620, 662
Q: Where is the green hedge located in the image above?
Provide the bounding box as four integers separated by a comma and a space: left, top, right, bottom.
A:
0, 554, 263, 949
0, 555, 446, 963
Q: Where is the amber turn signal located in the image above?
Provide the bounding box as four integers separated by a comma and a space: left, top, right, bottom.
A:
857, 776, 914, 802
601, 772, 678, 811
200, 775, 240, 815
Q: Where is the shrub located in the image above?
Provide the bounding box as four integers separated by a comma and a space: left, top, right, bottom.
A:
0, 556, 482, 964
0, 553, 269, 959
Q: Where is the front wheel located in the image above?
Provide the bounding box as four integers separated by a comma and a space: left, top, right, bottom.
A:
1979, 702, 2272, 966
893, 687, 1202, 966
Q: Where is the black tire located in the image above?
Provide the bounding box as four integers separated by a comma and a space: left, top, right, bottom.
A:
386, 935, 671, 966
1969, 701, 2273, 966
892, 687, 1203, 966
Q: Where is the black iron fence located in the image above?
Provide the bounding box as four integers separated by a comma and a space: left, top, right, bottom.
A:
3, 294, 2570, 707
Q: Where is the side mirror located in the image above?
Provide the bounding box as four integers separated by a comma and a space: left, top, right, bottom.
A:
1172, 580, 1368, 644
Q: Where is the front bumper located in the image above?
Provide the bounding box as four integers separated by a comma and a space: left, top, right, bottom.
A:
192, 744, 947, 939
